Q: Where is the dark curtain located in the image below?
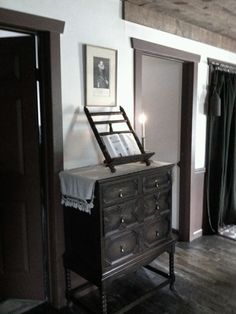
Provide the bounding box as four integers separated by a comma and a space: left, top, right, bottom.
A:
205, 68, 236, 233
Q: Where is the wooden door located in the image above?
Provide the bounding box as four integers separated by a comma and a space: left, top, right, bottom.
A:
0, 36, 44, 300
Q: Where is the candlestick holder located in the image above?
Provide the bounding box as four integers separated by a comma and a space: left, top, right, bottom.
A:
141, 136, 145, 150
139, 112, 147, 151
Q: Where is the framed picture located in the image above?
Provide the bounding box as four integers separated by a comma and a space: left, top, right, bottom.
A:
85, 45, 117, 107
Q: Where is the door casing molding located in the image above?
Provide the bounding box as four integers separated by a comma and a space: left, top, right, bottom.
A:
0, 8, 65, 307
132, 38, 200, 241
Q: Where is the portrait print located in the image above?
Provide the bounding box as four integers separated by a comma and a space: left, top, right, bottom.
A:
93, 57, 110, 89
86, 45, 117, 106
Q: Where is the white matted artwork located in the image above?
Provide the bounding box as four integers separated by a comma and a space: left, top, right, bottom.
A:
86, 45, 117, 107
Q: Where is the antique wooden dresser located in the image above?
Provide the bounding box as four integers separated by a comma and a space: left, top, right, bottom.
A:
60, 161, 176, 313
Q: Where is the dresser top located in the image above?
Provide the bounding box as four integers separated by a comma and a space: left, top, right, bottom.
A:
59, 161, 173, 214
61, 160, 173, 181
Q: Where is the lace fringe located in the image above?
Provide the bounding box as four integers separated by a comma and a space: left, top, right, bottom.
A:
61, 195, 94, 215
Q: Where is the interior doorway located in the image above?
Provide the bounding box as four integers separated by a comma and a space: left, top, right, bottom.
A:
0, 8, 65, 308
133, 38, 201, 241
0, 30, 45, 313
141, 55, 182, 231
205, 59, 236, 241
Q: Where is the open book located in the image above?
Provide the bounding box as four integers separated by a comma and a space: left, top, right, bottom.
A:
101, 133, 141, 158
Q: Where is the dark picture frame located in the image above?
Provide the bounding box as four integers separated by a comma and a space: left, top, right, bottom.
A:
85, 45, 117, 107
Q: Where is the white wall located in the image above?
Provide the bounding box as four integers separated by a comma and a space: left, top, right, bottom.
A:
1, 0, 236, 169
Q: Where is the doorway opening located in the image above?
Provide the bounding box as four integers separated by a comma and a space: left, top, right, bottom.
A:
0, 29, 47, 314
141, 55, 182, 231
0, 7, 65, 309
205, 59, 236, 242
132, 38, 200, 241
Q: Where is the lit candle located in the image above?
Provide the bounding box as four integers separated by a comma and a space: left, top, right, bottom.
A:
139, 112, 147, 138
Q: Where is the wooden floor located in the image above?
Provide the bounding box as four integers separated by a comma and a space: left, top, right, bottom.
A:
26, 235, 236, 314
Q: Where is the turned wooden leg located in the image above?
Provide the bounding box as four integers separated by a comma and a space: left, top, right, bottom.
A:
100, 287, 107, 314
65, 268, 73, 308
168, 244, 176, 290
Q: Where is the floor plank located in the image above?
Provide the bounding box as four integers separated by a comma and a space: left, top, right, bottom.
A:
25, 235, 236, 314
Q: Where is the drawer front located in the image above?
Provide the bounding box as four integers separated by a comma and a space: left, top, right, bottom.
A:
143, 189, 171, 218
104, 230, 139, 266
102, 178, 139, 206
103, 200, 139, 235
143, 170, 171, 194
143, 215, 170, 249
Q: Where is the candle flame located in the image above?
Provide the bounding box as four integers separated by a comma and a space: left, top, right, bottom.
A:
139, 113, 147, 124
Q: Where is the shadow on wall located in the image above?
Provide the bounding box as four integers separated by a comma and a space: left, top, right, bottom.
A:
63, 105, 103, 169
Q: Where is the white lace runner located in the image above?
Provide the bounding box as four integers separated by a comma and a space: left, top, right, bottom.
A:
61, 195, 94, 214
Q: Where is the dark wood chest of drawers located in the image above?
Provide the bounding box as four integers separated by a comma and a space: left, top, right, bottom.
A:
63, 163, 175, 313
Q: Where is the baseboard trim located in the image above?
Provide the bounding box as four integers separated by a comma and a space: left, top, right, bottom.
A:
172, 228, 179, 241
191, 229, 203, 241
172, 228, 179, 235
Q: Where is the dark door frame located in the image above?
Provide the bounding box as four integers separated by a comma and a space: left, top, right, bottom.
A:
0, 8, 65, 307
132, 38, 200, 241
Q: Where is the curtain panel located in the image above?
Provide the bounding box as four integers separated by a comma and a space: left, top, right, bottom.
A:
205, 69, 236, 233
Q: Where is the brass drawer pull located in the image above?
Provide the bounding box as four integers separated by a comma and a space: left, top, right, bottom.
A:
120, 245, 125, 253
155, 203, 160, 210
119, 190, 123, 198
155, 180, 159, 188
120, 217, 125, 224
156, 231, 160, 237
